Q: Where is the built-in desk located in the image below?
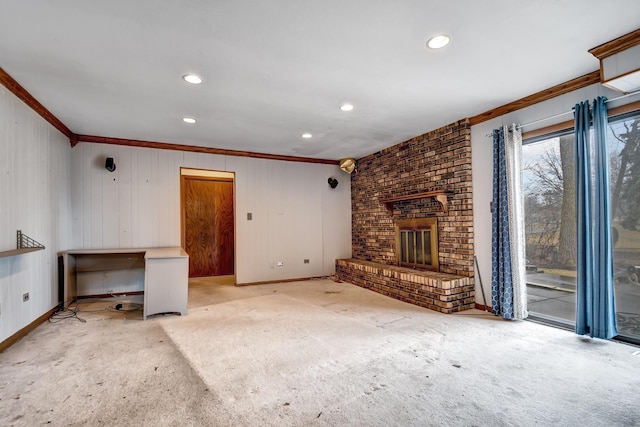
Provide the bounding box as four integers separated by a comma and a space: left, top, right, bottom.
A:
59, 247, 189, 320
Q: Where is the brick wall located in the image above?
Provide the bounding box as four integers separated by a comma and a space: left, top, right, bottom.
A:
350, 119, 474, 277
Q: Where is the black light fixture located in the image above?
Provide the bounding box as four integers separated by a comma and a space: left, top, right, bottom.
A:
105, 157, 116, 172
328, 177, 338, 189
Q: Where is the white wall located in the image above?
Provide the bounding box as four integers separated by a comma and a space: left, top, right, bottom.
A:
70, 143, 352, 286
471, 83, 633, 307
0, 85, 72, 343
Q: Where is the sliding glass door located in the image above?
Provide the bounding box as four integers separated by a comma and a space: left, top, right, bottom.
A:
523, 111, 640, 341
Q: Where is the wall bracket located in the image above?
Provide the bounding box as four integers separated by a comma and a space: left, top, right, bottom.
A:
380, 190, 449, 216
0, 230, 45, 258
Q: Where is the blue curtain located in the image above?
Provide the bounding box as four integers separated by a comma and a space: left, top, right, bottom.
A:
491, 128, 514, 319
574, 97, 618, 339
575, 100, 593, 335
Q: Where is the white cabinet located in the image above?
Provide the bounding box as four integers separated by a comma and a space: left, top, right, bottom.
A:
143, 248, 189, 319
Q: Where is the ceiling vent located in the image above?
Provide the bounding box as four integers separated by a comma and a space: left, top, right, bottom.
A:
589, 28, 640, 94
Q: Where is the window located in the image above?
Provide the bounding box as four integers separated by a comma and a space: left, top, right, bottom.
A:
523, 111, 640, 341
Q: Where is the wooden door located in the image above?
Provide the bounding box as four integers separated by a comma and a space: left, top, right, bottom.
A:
181, 176, 234, 277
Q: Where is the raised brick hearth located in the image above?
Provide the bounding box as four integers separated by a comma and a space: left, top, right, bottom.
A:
337, 119, 475, 313
336, 259, 474, 313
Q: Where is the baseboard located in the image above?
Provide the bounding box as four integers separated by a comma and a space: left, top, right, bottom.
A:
0, 305, 58, 353
475, 303, 492, 312
236, 276, 325, 287
75, 291, 144, 299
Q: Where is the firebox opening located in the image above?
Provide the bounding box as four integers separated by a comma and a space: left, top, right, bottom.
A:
395, 218, 438, 271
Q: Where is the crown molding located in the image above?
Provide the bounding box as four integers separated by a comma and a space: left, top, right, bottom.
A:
468, 71, 601, 126
589, 28, 640, 59
75, 134, 338, 165
0, 67, 74, 139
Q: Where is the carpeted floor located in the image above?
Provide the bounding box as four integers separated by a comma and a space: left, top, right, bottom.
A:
1, 278, 638, 426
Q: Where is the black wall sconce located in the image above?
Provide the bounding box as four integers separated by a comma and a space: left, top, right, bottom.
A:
105, 157, 116, 172
328, 177, 338, 189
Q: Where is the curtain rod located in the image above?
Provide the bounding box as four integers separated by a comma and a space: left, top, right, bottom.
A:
517, 89, 640, 130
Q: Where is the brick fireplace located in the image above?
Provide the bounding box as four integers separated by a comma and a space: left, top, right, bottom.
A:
336, 119, 475, 313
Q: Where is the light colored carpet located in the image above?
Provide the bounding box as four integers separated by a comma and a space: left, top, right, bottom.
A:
1, 279, 639, 426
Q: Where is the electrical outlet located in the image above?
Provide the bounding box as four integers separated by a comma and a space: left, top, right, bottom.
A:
23, 293, 29, 302
304, 259, 310, 264
276, 261, 284, 267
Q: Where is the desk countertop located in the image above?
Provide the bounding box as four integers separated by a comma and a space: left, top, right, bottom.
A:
60, 247, 188, 259
144, 247, 189, 259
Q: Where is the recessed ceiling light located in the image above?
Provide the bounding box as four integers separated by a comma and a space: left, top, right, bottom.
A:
182, 74, 203, 84
426, 34, 450, 49
339, 103, 354, 112
182, 117, 196, 124
302, 133, 313, 139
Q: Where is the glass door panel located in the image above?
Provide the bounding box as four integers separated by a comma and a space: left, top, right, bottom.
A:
522, 112, 640, 341
523, 135, 577, 324
608, 115, 640, 338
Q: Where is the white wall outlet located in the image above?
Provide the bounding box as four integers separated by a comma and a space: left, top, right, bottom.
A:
276, 261, 284, 267
23, 292, 29, 302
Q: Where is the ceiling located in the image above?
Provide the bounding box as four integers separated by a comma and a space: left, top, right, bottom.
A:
1, 1, 639, 161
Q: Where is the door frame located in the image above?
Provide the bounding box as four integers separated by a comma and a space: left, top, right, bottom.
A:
180, 167, 236, 278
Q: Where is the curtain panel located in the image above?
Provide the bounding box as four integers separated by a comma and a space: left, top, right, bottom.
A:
491, 124, 527, 320
574, 97, 618, 339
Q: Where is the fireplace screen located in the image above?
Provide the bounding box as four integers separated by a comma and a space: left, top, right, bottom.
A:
395, 218, 438, 270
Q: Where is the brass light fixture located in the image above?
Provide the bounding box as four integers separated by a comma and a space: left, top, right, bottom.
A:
339, 158, 356, 174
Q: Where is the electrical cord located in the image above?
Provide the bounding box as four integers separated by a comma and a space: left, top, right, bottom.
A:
48, 299, 143, 323
107, 302, 142, 312
48, 301, 86, 323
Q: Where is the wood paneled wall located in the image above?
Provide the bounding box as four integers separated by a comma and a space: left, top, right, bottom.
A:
69, 143, 352, 285
0, 85, 72, 343
0, 82, 350, 342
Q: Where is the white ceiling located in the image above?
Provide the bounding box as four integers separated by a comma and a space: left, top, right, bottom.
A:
1, 1, 639, 160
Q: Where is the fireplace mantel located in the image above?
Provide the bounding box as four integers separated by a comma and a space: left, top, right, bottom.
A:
380, 190, 449, 215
